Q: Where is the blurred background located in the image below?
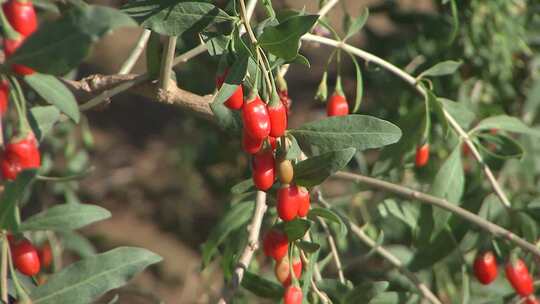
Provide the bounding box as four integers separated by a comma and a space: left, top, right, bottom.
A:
31, 0, 539, 302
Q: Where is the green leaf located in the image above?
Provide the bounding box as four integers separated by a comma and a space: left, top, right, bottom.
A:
377, 199, 418, 230
241, 271, 283, 299
201, 201, 255, 266
29, 106, 61, 141
0, 171, 36, 230
308, 207, 347, 236
349, 54, 363, 113
281, 219, 311, 241
345, 281, 389, 303
123, 0, 233, 36
30, 247, 161, 304
19, 204, 111, 232
9, 5, 135, 75
289, 115, 402, 153
210, 102, 242, 132
285, 134, 302, 160
296, 240, 320, 253
418, 60, 462, 78
25, 74, 80, 122
344, 8, 369, 41
294, 148, 355, 187
473, 115, 540, 136
430, 145, 464, 235
259, 14, 319, 60
439, 98, 475, 130
426, 89, 448, 135
477, 133, 524, 160
59, 231, 96, 258
369, 292, 417, 304
212, 55, 248, 106
230, 179, 255, 195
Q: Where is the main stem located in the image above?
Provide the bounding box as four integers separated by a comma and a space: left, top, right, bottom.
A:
158, 36, 178, 91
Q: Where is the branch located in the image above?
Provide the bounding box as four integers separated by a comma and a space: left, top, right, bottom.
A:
301, 33, 513, 210
315, 190, 442, 304
318, 218, 345, 283
334, 171, 540, 258
119, 29, 151, 75
217, 191, 268, 304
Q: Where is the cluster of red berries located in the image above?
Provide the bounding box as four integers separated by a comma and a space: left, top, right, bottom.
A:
7, 234, 51, 277
263, 229, 303, 304
473, 251, 538, 303
2, 0, 37, 75
1, 132, 41, 180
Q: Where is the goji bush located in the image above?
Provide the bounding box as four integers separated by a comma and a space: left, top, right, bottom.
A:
0, 0, 539, 303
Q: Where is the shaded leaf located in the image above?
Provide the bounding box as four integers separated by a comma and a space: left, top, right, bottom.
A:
259, 14, 318, 60
439, 98, 475, 130
281, 219, 311, 242
418, 60, 462, 78
294, 148, 355, 187
59, 231, 97, 258
296, 240, 320, 253
241, 271, 283, 299
308, 207, 347, 236
0, 171, 36, 230
25, 74, 79, 122
474, 115, 540, 136
29, 106, 61, 141
201, 201, 255, 266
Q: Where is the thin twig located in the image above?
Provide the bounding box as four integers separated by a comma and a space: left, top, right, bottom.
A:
318, 0, 340, 18
1, 235, 7, 303
158, 36, 177, 91
311, 278, 331, 304
119, 29, 151, 75
216, 191, 268, 304
315, 190, 442, 304
334, 171, 540, 258
318, 218, 345, 283
301, 33, 512, 210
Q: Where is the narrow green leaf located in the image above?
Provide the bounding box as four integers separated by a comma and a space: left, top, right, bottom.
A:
201, 201, 255, 266
230, 179, 255, 195
59, 231, 97, 258
0, 171, 36, 230
30, 247, 161, 304
281, 219, 311, 241
294, 148, 355, 187
259, 14, 319, 60
241, 271, 283, 299
473, 115, 540, 136
25, 74, 80, 122
344, 8, 369, 41
296, 240, 320, 253
285, 134, 302, 160
431, 145, 464, 235
19, 204, 111, 232
308, 207, 347, 236
123, 1, 233, 36
29, 106, 61, 141
212, 55, 248, 106
289, 115, 402, 153
477, 133, 524, 160
349, 54, 363, 113
418, 60, 462, 78
345, 281, 389, 303
439, 98, 475, 130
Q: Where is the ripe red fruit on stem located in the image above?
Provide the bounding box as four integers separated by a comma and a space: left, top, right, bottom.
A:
242, 129, 263, 154
275, 256, 302, 286
296, 186, 310, 217
242, 95, 271, 140
277, 185, 300, 221
3, 37, 35, 75
263, 230, 288, 261
415, 143, 430, 168
0, 80, 9, 116
38, 243, 52, 269
2, 132, 41, 180
505, 258, 534, 296
215, 71, 244, 110
268, 101, 287, 137
326, 93, 349, 117
2, 0, 38, 36
284, 285, 303, 304
10, 237, 40, 276
252, 149, 275, 191
473, 251, 498, 285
